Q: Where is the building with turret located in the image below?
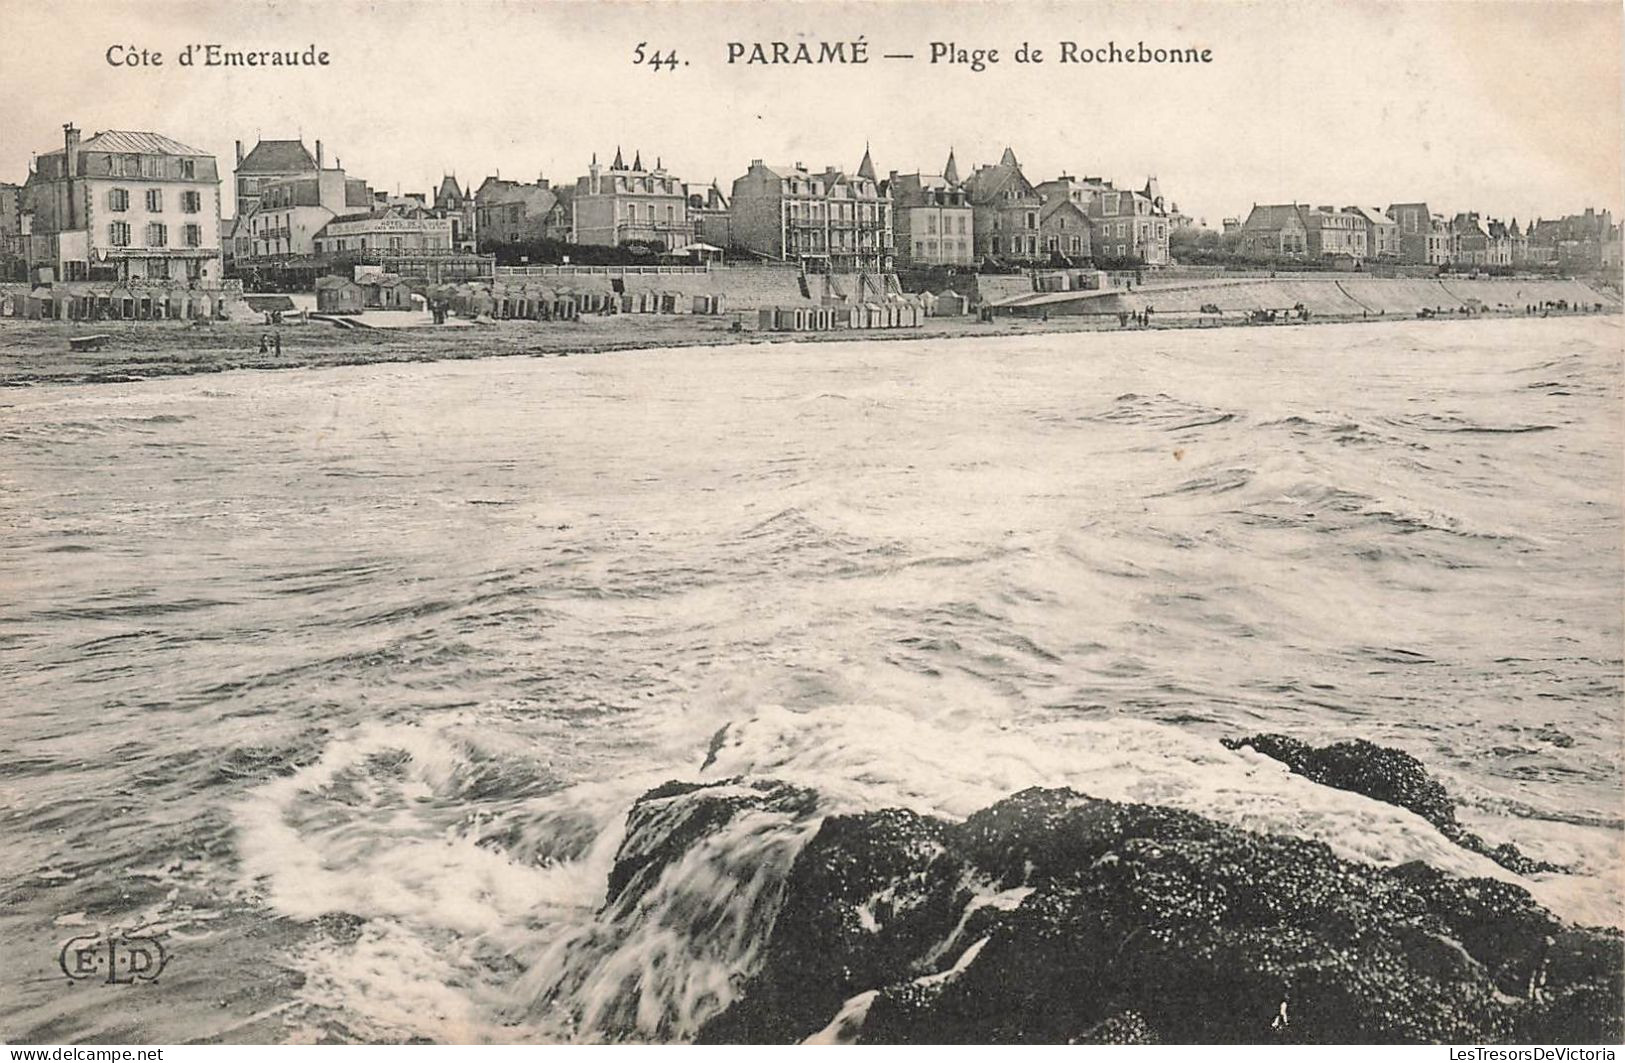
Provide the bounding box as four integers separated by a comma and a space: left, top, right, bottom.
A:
1086, 177, 1170, 265
884, 149, 974, 267
572, 149, 693, 250
965, 147, 1043, 261
1529, 208, 1617, 271
432, 175, 477, 250
729, 149, 893, 272
1035, 171, 1170, 265
1485, 218, 1517, 266
814, 148, 892, 273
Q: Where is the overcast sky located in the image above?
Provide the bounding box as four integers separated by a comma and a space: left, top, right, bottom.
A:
2, 0, 1620, 226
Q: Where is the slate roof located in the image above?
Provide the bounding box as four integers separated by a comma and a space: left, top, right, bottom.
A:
474, 177, 517, 202
1242, 204, 1309, 230
964, 156, 1037, 205
857, 146, 877, 182
43, 130, 211, 158
237, 139, 318, 173
1347, 206, 1396, 225
478, 182, 559, 216
1450, 212, 1489, 237
1040, 197, 1091, 223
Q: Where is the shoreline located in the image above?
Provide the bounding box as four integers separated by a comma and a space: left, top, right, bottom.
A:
1, 305, 1618, 388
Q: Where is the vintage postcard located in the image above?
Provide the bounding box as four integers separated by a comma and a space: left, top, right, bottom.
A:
1, 0, 1621, 1050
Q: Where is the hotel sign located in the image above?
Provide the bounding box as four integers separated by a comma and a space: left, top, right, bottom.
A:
329, 217, 450, 232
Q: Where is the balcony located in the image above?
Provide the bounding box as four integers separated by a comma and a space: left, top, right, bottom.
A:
101, 247, 220, 259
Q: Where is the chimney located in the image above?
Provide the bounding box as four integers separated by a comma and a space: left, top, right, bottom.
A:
63, 123, 81, 229
316, 139, 324, 170
235, 139, 244, 166
63, 124, 80, 179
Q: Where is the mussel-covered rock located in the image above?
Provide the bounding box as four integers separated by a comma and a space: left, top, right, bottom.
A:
604, 777, 818, 910
695, 786, 1622, 1045
698, 806, 969, 1043
1225, 733, 1564, 875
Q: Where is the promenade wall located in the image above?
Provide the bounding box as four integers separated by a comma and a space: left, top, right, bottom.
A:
997, 276, 1620, 318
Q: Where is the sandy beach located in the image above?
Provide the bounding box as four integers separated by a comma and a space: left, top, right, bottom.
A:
2, 304, 1616, 388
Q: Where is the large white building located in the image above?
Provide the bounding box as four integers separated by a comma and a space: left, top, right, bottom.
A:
243, 168, 371, 259
729, 149, 893, 273
22, 124, 224, 284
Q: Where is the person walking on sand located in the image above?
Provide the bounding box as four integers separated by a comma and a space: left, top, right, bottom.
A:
258, 333, 268, 354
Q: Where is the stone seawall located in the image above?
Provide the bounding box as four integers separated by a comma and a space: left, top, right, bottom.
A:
993, 275, 1620, 318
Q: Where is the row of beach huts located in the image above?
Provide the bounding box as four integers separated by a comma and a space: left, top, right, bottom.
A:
757, 297, 952, 332
311, 269, 973, 331
0, 282, 233, 321
316, 276, 729, 321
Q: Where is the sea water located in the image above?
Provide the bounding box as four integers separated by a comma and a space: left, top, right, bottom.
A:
2, 316, 1619, 1042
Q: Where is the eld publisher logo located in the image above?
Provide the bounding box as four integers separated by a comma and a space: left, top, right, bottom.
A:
58, 929, 169, 984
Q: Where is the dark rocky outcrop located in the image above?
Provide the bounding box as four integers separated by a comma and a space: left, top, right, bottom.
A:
1224, 734, 1564, 875
682, 785, 1620, 1045
604, 777, 819, 910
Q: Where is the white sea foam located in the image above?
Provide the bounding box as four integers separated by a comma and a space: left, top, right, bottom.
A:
233, 697, 1618, 1042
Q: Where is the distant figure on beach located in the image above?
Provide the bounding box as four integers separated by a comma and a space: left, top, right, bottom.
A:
275, 333, 283, 357
258, 333, 269, 354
